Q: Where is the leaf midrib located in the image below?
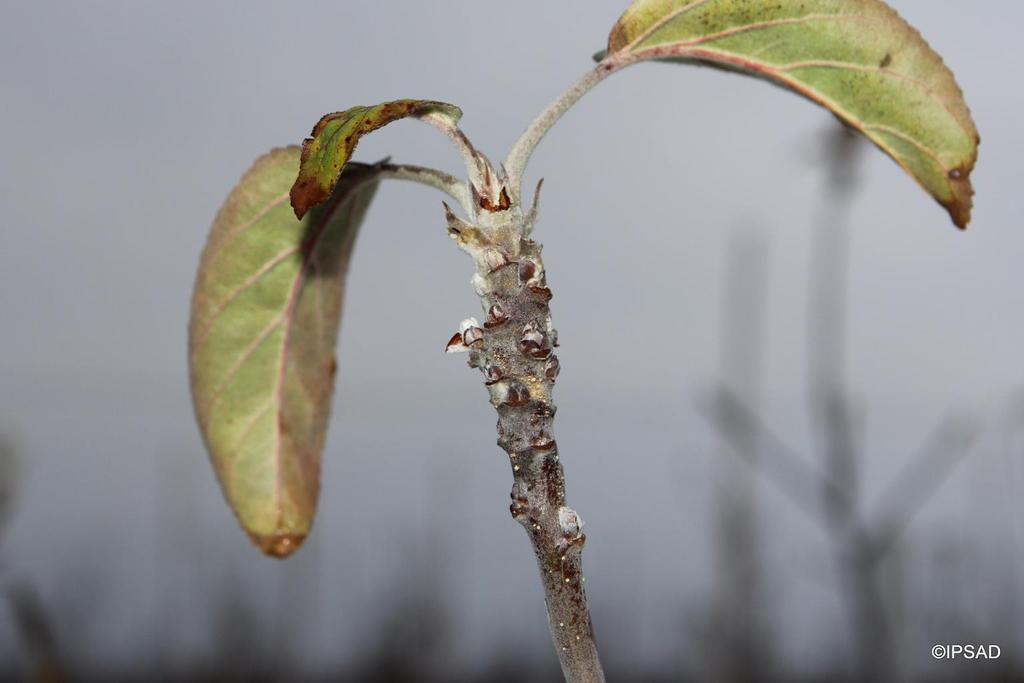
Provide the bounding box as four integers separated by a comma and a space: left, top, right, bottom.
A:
619, 6, 971, 150
262, 176, 376, 521
628, 43, 963, 172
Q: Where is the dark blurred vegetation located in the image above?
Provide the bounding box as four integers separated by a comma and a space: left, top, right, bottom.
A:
2, 124, 1022, 682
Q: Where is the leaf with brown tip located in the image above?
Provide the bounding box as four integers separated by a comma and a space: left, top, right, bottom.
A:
290, 100, 461, 219
190, 147, 382, 557
607, 0, 979, 228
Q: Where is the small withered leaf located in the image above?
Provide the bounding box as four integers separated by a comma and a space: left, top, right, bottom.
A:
290, 100, 462, 219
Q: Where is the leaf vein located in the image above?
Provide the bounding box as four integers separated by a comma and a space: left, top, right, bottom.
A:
626, 0, 716, 51
648, 12, 859, 52
636, 45, 956, 176
266, 172, 379, 521
780, 60, 964, 127
205, 311, 286, 417
223, 400, 275, 492
192, 245, 302, 350
866, 123, 946, 169
636, 45, 944, 189
210, 192, 290, 260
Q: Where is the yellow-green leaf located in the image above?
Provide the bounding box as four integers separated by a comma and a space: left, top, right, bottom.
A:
607, 0, 979, 228
190, 147, 381, 557
290, 100, 461, 219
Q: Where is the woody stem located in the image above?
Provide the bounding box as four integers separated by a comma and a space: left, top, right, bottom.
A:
448, 203, 605, 682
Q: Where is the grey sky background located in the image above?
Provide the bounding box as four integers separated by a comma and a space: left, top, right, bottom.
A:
0, 0, 1021, 674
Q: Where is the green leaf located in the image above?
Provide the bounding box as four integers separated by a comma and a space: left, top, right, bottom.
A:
190, 147, 381, 557
607, 0, 979, 228
290, 100, 461, 219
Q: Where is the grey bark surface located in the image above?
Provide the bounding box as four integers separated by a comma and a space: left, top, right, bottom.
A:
444, 161, 605, 683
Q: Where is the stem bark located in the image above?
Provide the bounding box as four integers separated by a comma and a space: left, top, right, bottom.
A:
446, 189, 605, 683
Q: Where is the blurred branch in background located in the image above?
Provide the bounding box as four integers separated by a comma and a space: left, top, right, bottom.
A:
999, 392, 1024, 667
704, 231, 774, 683
808, 123, 889, 683
704, 389, 981, 673
702, 121, 982, 682
203, 568, 271, 681
868, 416, 981, 562
5, 582, 65, 683
1, 436, 66, 683
0, 436, 20, 546
349, 541, 455, 683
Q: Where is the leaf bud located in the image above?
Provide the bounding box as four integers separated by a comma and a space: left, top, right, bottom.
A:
544, 355, 560, 381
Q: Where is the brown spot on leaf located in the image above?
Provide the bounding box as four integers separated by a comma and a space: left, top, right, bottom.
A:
607, 20, 630, 53
289, 176, 328, 221
249, 530, 306, 558
309, 111, 346, 138
944, 160, 976, 230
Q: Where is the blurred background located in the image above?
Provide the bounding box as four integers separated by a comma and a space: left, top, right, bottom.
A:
0, 1, 1021, 681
